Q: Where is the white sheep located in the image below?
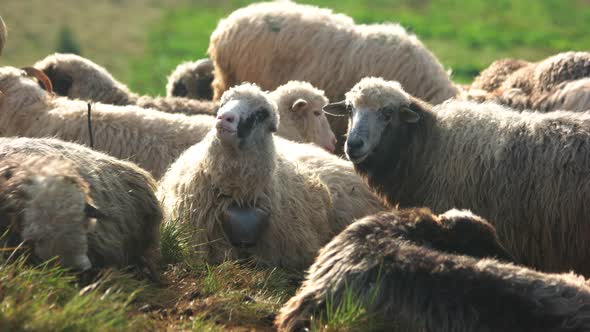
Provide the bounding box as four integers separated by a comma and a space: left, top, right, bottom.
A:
0, 66, 215, 179
0, 136, 162, 279
207, 1, 459, 153
32, 56, 337, 151
34, 53, 218, 116
158, 83, 384, 270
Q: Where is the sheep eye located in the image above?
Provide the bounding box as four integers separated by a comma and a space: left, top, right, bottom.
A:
381, 108, 394, 120
313, 111, 321, 117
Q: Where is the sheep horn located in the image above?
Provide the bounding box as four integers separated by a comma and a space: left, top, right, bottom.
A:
322, 100, 349, 117
221, 206, 270, 248
21, 67, 53, 93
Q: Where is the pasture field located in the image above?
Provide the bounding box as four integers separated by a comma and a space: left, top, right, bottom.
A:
1, 0, 589, 330
1, 0, 589, 95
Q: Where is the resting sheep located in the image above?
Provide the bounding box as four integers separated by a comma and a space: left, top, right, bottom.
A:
158, 83, 384, 270
208, 1, 459, 153
0, 155, 100, 271
0, 137, 162, 279
466, 52, 590, 112
325, 77, 590, 275
0, 66, 215, 179
34, 53, 219, 116
166, 58, 214, 100
31, 56, 338, 151
276, 208, 590, 332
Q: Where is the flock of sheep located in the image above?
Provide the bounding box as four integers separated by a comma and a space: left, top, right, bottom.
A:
2, 1, 590, 331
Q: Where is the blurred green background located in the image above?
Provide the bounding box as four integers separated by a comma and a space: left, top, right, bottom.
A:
1, 0, 589, 95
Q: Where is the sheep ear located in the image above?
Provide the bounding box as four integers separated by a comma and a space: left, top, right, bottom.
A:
291, 98, 308, 112
323, 101, 348, 117
84, 203, 106, 219
400, 106, 420, 123
21, 67, 53, 93
42, 65, 73, 96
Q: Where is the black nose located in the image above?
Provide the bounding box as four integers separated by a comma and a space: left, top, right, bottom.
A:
347, 137, 365, 151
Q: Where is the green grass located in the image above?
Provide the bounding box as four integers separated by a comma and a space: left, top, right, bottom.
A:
311, 267, 383, 332
3, 1, 588, 95
0, 254, 151, 331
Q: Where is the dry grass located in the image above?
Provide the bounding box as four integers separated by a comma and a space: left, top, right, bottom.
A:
0, 0, 191, 82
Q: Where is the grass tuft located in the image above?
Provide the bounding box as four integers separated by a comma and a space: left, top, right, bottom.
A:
0, 253, 151, 331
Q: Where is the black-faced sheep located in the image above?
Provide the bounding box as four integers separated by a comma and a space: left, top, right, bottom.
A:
466, 52, 590, 112
158, 83, 384, 270
31, 56, 338, 152
166, 58, 214, 100
275, 209, 590, 332
0, 137, 162, 278
34, 53, 219, 116
207, 1, 459, 153
326, 77, 590, 276
0, 66, 215, 179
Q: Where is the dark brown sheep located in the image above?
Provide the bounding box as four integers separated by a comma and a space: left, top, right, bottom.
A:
276, 208, 590, 332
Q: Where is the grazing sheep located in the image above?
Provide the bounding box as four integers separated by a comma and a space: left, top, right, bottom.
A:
276, 209, 590, 332
208, 1, 459, 153
32, 56, 337, 152
34, 53, 219, 116
166, 58, 214, 100
326, 77, 590, 275
466, 52, 590, 112
0, 66, 215, 179
472, 78, 590, 113
0, 16, 6, 56
0, 137, 162, 278
0, 155, 99, 271
158, 83, 384, 270
470, 58, 529, 92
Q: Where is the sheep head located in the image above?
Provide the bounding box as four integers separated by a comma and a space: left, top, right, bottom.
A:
324, 77, 424, 164
168, 58, 215, 100
3, 158, 105, 272
215, 83, 278, 152
271, 81, 337, 152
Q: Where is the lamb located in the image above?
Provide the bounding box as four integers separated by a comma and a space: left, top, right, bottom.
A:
325, 77, 590, 276
207, 1, 460, 153
0, 137, 162, 279
166, 58, 214, 100
275, 209, 590, 332
269, 81, 336, 151
465, 52, 590, 112
158, 83, 384, 270
0, 16, 6, 56
34, 53, 219, 116
32, 55, 338, 151
0, 66, 215, 179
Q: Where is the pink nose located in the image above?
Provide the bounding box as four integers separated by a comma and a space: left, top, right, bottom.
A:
217, 112, 236, 124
